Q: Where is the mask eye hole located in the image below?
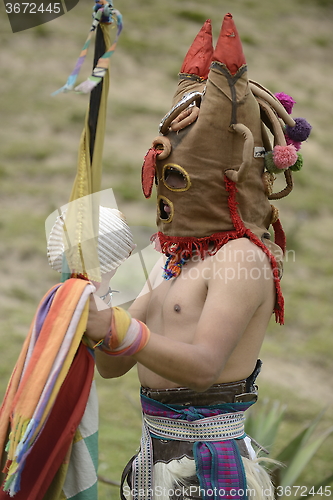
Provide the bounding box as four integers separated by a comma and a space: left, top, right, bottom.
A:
158, 196, 173, 222
162, 164, 191, 192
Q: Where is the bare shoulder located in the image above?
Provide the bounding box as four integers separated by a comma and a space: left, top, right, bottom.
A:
206, 238, 274, 303
209, 238, 273, 275
214, 237, 271, 265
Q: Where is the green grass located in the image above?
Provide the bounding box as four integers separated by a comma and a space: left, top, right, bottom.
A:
0, 0, 332, 497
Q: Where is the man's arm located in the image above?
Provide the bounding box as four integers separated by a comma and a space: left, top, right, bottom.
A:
86, 296, 136, 378
86, 256, 164, 378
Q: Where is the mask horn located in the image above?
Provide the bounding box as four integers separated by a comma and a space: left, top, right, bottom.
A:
250, 81, 295, 128
152, 136, 172, 160
256, 98, 294, 199
179, 19, 214, 81
159, 92, 202, 135
212, 13, 246, 74
225, 124, 254, 183
171, 20, 213, 107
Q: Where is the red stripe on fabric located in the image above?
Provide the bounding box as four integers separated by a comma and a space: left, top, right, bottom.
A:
0, 343, 94, 500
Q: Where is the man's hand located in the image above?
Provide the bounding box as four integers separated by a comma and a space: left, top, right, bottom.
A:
85, 294, 112, 344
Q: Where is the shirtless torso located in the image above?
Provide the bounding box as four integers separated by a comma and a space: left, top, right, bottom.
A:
88, 237, 276, 392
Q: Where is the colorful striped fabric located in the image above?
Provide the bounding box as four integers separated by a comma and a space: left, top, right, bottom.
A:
60, 380, 99, 500
0, 278, 96, 499
194, 440, 247, 500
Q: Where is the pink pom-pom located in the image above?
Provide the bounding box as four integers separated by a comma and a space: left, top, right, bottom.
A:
286, 136, 302, 151
275, 92, 296, 114
286, 118, 312, 142
273, 144, 298, 169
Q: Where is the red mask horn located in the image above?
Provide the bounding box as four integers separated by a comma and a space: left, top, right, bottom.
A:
212, 13, 246, 75
180, 19, 214, 80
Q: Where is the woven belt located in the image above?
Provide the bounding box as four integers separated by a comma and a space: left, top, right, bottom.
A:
144, 411, 245, 441
131, 411, 246, 500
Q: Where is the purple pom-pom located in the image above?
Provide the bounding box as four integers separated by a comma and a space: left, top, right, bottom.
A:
275, 92, 296, 114
286, 118, 312, 142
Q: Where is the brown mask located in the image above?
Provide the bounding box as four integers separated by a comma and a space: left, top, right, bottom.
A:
141, 14, 311, 324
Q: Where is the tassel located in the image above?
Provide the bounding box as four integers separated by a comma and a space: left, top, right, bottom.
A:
272, 219, 286, 254
52, 6, 105, 95
53, 3, 122, 96
75, 9, 123, 93
162, 255, 189, 280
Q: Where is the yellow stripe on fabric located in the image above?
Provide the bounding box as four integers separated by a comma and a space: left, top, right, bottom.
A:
0, 284, 60, 453
73, 427, 83, 445
12, 280, 88, 421
37, 298, 90, 438
112, 307, 132, 344
67, 23, 111, 283
42, 459, 70, 500
7, 280, 91, 460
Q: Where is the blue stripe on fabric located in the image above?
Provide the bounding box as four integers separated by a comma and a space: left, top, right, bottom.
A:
206, 442, 218, 500
82, 432, 99, 471
193, 441, 208, 500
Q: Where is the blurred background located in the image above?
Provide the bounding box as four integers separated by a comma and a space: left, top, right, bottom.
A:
0, 0, 332, 498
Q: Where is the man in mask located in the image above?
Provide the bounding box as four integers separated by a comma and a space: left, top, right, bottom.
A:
86, 13, 310, 500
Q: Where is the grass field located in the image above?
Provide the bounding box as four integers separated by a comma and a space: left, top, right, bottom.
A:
0, 0, 332, 498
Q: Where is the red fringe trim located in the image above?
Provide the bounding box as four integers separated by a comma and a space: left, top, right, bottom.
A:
151, 177, 284, 324
226, 177, 284, 324
151, 230, 243, 260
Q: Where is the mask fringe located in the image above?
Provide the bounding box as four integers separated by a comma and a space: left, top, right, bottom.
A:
152, 177, 284, 324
